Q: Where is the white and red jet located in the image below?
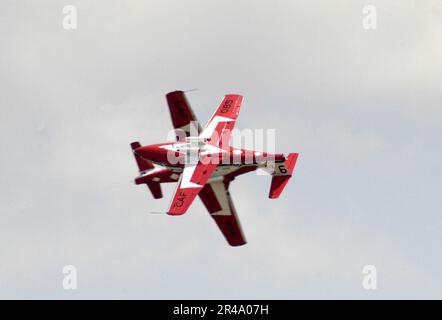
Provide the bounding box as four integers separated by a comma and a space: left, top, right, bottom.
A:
130, 91, 299, 246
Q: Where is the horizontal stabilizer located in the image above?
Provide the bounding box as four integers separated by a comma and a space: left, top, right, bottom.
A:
269, 153, 299, 199
147, 182, 163, 199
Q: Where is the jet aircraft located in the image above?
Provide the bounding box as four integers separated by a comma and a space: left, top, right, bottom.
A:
131, 91, 298, 246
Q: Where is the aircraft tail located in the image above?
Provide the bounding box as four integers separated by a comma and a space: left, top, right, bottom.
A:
269, 153, 299, 199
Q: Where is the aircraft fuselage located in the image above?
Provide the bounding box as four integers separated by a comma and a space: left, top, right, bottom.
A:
134, 141, 285, 175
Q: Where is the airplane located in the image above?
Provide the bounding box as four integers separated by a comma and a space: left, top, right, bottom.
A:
130, 91, 299, 246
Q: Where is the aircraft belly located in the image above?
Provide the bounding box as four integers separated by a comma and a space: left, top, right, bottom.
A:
213, 164, 255, 177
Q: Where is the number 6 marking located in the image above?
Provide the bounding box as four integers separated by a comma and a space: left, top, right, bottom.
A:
278, 165, 287, 174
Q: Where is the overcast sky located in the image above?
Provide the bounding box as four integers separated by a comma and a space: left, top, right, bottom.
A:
0, 0, 441, 299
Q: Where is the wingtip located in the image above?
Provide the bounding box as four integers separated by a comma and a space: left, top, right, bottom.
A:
225, 94, 243, 99
165, 90, 184, 98
167, 211, 186, 216
130, 141, 141, 150
229, 241, 247, 247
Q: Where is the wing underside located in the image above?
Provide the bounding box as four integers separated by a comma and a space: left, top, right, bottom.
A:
200, 94, 243, 149
166, 90, 202, 140
167, 159, 218, 215
199, 179, 246, 246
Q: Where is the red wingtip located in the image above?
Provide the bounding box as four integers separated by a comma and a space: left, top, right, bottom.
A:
130, 141, 141, 150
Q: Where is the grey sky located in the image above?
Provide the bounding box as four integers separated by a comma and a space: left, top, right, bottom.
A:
0, 0, 441, 299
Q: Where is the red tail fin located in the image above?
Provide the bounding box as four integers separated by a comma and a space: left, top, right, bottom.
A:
269, 153, 299, 199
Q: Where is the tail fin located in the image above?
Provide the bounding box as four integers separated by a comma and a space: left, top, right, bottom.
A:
269, 153, 299, 199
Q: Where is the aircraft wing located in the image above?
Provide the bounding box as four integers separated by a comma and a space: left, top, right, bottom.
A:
200, 94, 243, 149
167, 155, 218, 215
199, 178, 246, 246
166, 90, 202, 141
167, 94, 243, 216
